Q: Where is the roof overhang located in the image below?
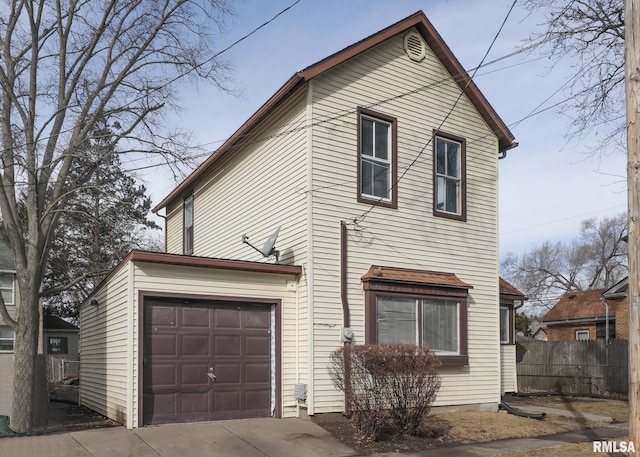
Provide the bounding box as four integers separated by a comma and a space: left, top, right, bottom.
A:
153, 10, 516, 214
82, 250, 302, 307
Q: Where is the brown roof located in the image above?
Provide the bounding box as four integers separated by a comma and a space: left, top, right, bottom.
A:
499, 277, 527, 300
542, 289, 612, 322
153, 11, 517, 213
361, 265, 472, 289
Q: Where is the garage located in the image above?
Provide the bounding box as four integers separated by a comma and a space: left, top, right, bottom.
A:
142, 297, 276, 425
79, 251, 300, 429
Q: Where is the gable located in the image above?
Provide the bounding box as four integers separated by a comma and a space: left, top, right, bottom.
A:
153, 10, 516, 215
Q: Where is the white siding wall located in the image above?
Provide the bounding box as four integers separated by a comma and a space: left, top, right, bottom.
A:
79, 264, 132, 426
500, 345, 517, 394
162, 84, 311, 412
131, 261, 301, 423
308, 31, 501, 412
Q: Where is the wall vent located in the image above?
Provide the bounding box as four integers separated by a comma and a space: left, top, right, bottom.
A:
404, 31, 426, 62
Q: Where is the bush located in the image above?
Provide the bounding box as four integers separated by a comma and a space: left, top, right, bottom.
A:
329, 344, 441, 442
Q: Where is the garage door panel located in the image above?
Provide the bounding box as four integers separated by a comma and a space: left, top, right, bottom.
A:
145, 364, 177, 387
180, 392, 210, 414
182, 307, 210, 327
147, 334, 178, 357
245, 335, 270, 356
180, 363, 209, 386
214, 335, 241, 356
214, 363, 241, 383
148, 306, 177, 327
143, 299, 274, 425
182, 334, 210, 356
214, 308, 241, 328
244, 311, 270, 329
245, 363, 271, 383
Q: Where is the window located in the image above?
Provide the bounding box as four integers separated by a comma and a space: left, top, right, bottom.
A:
0, 273, 15, 306
434, 132, 466, 221
576, 330, 590, 341
0, 326, 14, 352
358, 108, 397, 208
363, 266, 470, 366
183, 194, 194, 254
499, 305, 512, 344
47, 336, 68, 355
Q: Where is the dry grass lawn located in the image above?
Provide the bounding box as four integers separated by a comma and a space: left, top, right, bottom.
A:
316, 396, 629, 455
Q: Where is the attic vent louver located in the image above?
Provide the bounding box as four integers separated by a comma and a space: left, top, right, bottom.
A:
404, 31, 426, 62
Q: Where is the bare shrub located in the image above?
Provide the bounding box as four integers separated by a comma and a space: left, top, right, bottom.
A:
329, 344, 442, 442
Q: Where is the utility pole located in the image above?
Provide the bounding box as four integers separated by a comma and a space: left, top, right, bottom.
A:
627, 0, 640, 454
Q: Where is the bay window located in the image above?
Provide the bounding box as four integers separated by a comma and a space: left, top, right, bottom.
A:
363, 265, 470, 366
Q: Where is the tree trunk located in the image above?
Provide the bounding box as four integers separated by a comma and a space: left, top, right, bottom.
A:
9, 284, 40, 433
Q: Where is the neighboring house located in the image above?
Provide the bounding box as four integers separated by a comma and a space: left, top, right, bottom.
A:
499, 278, 527, 394
0, 241, 18, 417
43, 315, 80, 361
80, 11, 519, 429
532, 327, 548, 341
542, 282, 628, 341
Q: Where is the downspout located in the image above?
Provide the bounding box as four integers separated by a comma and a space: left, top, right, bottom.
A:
340, 221, 353, 417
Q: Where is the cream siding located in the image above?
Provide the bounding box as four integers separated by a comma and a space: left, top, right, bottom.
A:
500, 345, 517, 394
165, 200, 183, 254
308, 32, 501, 412
0, 275, 20, 417
79, 264, 132, 425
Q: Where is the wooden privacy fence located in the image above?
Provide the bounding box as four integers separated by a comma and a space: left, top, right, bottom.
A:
516, 339, 628, 395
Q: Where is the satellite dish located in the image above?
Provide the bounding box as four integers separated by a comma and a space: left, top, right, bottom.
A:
241, 226, 281, 263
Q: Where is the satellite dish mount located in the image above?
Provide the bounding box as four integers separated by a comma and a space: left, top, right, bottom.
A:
242, 226, 281, 263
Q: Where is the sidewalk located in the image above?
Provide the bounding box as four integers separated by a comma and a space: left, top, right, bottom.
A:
0, 402, 630, 457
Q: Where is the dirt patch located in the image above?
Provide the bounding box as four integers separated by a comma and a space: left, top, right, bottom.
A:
313, 396, 626, 455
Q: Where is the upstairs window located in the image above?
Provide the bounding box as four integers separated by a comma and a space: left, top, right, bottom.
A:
0, 326, 14, 352
183, 194, 194, 254
434, 132, 466, 221
358, 108, 397, 208
0, 273, 15, 306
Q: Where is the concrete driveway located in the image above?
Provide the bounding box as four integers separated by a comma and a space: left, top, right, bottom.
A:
0, 418, 359, 457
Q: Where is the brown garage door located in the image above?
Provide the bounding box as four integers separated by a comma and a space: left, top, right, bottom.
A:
143, 298, 273, 425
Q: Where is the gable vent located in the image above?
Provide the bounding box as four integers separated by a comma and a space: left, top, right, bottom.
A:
404, 31, 426, 62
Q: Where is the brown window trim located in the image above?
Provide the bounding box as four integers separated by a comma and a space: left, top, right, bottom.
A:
433, 130, 466, 222
364, 280, 469, 367
500, 303, 515, 345
357, 107, 398, 209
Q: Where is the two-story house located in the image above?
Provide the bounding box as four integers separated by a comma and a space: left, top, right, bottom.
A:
0, 241, 18, 418
79, 11, 518, 429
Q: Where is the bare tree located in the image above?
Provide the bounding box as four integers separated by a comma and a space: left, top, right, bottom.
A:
0, 0, 234, 432
523, 0, 625, 150
501, 212, 628, 313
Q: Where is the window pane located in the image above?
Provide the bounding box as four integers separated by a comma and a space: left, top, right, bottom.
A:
377, 296, 416, 344
0, 274, 13, 288
436, 176, 446, 211
48, 337, 68, 355
436, 140, 446, 175
362, 119, 373, 156
445, 178, 458, 213
361, 159, 373, 196
0, 326, 14, 352
447, 143, 459, 177
0, 288, 12, 305
184, 197, 193, 226
422, 300, 458, 353
374, 122, 388, 160
372, 162, 389, 198
500, 307, 510, 343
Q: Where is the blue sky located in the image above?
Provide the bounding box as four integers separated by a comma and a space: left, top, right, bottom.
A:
142, 0, 628, 258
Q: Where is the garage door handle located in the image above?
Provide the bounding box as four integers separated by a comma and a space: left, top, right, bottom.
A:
207, 372, 217, 383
